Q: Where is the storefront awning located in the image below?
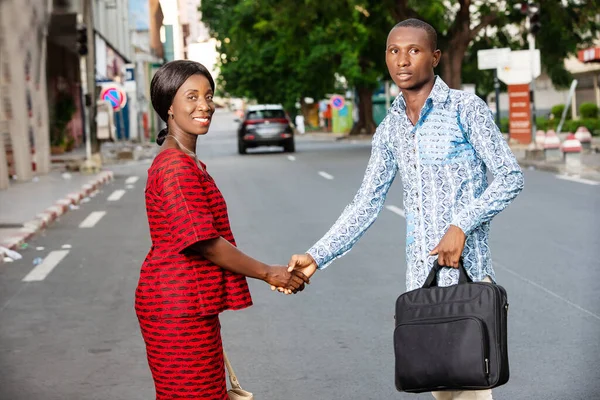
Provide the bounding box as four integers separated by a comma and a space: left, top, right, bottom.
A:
578, 47, 600, 63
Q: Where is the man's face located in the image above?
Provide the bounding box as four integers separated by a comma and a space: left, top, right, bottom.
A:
385, 26, 441, 91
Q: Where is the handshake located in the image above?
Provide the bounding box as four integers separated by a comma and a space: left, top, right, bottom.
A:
266, 253, 318, 295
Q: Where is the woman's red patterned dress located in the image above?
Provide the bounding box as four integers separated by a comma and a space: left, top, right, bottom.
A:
136, 148, 252, 399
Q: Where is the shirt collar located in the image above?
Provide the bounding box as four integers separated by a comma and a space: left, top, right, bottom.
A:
391, 76, 450, 113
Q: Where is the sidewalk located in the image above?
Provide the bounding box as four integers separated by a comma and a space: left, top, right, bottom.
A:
300, 131, 600, 181
0, 168, 113, 261
0, 140, 159, 263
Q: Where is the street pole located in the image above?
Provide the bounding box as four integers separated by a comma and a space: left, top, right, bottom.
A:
493, 69, 501, 129
385, 81, 391, 110
78, 20, 92, 164
528, 31, 537, 145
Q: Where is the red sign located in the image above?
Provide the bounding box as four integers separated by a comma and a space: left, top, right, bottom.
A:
508, 84, 531, 144
578, 47, 600, 63
330, 95, 345, 110
99, 85, 127, 111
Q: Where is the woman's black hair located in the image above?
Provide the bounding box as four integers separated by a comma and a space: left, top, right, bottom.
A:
150, 60, 216, 145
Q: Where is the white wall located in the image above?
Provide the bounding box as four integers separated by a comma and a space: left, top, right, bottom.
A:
159, 0, 184, 60
94, 0, 132, 60
187, 39, 219, 81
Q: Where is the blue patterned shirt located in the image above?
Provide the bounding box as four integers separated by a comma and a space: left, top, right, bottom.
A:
307, 77, 524, 291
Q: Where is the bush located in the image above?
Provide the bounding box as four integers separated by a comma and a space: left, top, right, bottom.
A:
551, 104, 570, 120
579, 102, 599, 119
535, 116, 550, 131
499, 117, 509, 133
561, 119, 600, 135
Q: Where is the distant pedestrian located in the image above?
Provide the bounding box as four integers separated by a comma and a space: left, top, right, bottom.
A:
285, 19, 524, 400
137, 60, 308, 399
295, 113, 306, 134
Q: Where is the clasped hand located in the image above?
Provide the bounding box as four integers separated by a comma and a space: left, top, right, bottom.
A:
266, 265, 310, 295
270, 253, 318, 294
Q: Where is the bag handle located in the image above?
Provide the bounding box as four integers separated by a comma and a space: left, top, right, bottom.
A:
422, 259, 472, 288
223, 350, 243, 390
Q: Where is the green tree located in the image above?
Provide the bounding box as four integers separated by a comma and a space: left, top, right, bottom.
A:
202, 0, 340, 114
203, 0, 600, 135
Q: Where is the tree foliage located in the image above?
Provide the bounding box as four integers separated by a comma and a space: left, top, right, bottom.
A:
202, 0, 600, 133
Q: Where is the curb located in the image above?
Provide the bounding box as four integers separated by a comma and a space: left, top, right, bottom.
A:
0, 171, 114, 261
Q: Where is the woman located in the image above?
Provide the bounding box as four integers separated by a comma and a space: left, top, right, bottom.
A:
136, 60, 308, 399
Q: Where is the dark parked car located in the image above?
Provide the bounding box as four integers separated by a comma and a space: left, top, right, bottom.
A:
236, 105, 295, 154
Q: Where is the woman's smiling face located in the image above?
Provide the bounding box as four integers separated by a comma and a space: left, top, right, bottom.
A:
169, 73, 216, 136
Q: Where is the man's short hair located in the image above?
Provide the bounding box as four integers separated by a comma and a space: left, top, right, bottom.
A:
393, 19, 438, 51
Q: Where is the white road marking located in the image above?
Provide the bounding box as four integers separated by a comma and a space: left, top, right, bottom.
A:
386, 205, 406, 218
318, 171, 334, 180
126, 185, 135, 189
79, 211, 107, 228
107, 189, 126, 201
287, 155, 296, 161
495, 262, 600, 322
125, 176, 139, 184
556, 175, 599, 186
62, 244, 72, 249
22, 250, 70, 282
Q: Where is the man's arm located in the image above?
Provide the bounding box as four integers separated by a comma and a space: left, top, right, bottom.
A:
451, 95, 525, 236
303, 115, 399, 271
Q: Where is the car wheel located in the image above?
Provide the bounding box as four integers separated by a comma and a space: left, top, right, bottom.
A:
238, 140, 247, 155
283, 139, 295, 153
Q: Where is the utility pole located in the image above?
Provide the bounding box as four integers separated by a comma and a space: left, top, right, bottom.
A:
525, 2, 541, 145
78, 0, 99, 172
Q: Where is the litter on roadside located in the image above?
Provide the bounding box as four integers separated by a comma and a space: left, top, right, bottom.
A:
0, 246, 23, 261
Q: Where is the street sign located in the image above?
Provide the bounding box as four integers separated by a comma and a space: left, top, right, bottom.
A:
330, 95, 345, 110
508, 84, 532, 144
477, 48, 511, 70
99, 84, 127, 111
497, 50, 541, 85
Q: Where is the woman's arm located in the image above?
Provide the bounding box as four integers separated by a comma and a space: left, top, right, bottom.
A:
190, 237, 309, 292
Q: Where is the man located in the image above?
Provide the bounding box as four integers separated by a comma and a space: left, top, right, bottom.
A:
286, 19, 524, 400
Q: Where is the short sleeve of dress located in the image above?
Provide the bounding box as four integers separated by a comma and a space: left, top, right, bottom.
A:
158, 151, 220, 253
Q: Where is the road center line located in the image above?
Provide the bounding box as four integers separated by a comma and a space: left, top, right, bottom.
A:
107, 189, 126, 201
287, 155, 296, 161
125, 176, 139, 184
385, 205, 406, 218
22, 250, 70, 282
318, 171, 334, 180
495, 262, 600, 322
79, 211, 107, 228
555, 175, 599, 186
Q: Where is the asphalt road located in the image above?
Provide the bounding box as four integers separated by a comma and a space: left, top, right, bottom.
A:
0, 111, 598, 400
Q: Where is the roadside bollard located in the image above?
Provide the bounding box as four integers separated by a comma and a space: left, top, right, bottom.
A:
561, 133, 582, 174
544, 129, 562, 162
535, 130, 545, 148
574, 126, 592, 152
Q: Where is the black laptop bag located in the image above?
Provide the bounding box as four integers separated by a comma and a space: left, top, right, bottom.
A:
394, 261, 509, 393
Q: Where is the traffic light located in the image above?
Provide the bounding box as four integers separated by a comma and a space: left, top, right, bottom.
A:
77, 25, 88, 56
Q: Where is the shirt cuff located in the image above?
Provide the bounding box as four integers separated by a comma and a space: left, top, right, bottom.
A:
450, 216, 474, 237
306, 246, 333, 270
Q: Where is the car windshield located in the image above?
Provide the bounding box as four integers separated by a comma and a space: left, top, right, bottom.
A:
246, 109, 286, 120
